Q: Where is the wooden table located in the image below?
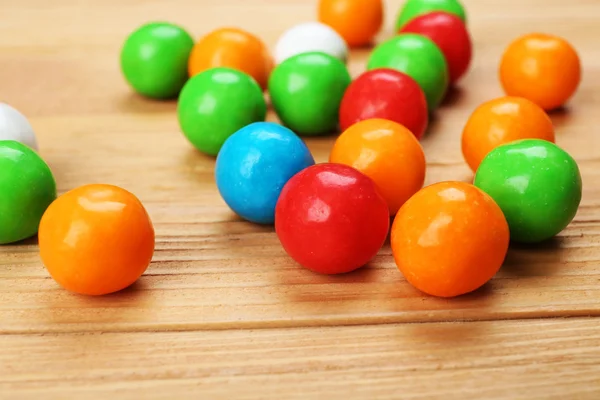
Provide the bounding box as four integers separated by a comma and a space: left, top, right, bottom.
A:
1, 0, 600, 398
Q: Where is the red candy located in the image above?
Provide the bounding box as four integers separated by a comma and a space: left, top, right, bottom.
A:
275, 163, 390, 275
339, 69, 429, 139
400, 11, 472, 84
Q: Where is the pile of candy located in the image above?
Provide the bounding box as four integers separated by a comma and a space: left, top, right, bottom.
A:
0, 0, 583, 299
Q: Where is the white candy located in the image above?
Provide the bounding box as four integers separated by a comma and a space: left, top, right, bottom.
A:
274, 22, 348, 65
0, 103, 38, 150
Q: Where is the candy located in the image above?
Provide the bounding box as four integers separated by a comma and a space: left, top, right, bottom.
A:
474, 139, 582, 243
318, 0, 383, 47
177, 67, 267, 156
215, 122, 315, 224
120, 22, 194, 99
367, 34, 449, 111
274, 22, 348, 65
461, 96, 555, 172
395, 0, 466, 31
338, 69, 428, 139
0, 103, 38, 150
400, 11, 472, 84
330, 119, 426, 215
0, 141, 56, 244
188, 27, 273, 90
275, 163, 389, 275
39, 184, 155, 296
269, 52, 351, 135
391, 181, 509, 298
500, 33, 581, 111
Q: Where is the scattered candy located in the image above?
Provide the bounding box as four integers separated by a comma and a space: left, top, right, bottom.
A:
330, 119, 426, 215
177, 67, 267, 156
188, 27, 273, 90
0, 103, 38, 150
0, 141, 56, 244
400, 11, 472, 84
500, 33, 581, 111
275, 163, 389, 275
338, 69, 429, 139
461, 96, 555, 172
120, 22, 194, 99
215, 122, 315, 224
367, 34, 449, 111
395, 0, 466, 31
274, 22, 348, 65
391, 181, 509, 298
318, 0, 383, 47
269, 52, 351, 135
474, 139, 582, 243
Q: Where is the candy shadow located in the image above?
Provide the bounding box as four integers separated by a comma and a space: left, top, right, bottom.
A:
439, 85, 466, 108
501, 236, 565, 277
548, 106, 572, 128
116, 92, 177, 114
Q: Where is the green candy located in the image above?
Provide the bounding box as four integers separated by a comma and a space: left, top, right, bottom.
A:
395, 0, 467, 31
269, 51, 351, 135
367, 34, 448, 111
177, 67, 267, 156
474, 139, 582, 244
0, 141, 57, 244
120, 22, 194, 99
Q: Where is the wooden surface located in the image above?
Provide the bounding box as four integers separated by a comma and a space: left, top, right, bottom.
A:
1, 0, 600, 398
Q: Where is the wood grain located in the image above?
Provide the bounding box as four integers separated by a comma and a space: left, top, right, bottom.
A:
1, 0, 600, 397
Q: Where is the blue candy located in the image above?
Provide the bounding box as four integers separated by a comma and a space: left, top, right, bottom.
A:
215, 122, 315, 224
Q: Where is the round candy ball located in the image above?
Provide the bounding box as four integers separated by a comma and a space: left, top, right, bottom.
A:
339, 69, 428, 139
330, 119, 426, 215
499, 33, 581, 111
275, 163, 389, 275
177, 67, 267, 156
461, 96, 555, 172
274, 22, 348, 65
395, 0, 466, 31
120, 22, 194, 99
0, 141, 56, 244
0, 103, 38, 150
400, 11, 472, 84
391, 181, 509, 298
474, 139, 582, 244
215, 122, 315, 224
188, 27, 273, 90
318, 0, 383, 47
367, 34, 449, 111
39, 184, 155, 296
269, 52, 351, 135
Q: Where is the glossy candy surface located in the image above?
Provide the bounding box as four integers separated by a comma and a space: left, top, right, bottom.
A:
120, 22, 194, 99
275, 163, 389, 275
400, 11, 472, 84
38, 184, 155, 296
0, 103, 38, 150
330, 119, 426, 215
391, 181, 509, 298
500, 33, 581, 111
367, 34, 449, 111
474, 139, 582, 243
318, 0, 383, 47
269, 52, 351, 135
188, 27, 273, 90
0, 140, 56, 244
177, 67, 267, 156
395, 0, 466, 31
274, 22, 348, 65
338, 69, 428, 139
215, 122, 315, 225
461, 96, 555, 172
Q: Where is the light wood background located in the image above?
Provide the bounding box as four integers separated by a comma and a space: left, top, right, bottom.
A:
1, 0, 600, 398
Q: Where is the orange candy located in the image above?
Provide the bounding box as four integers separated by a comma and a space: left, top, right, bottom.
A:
391, 181, 510, 298
188, 27, 273, 90
461, 96, 555, 172
318, 0, 384, 47
329, 118, 426, 215
38, 184, 155, 296
500, 33, 581, 111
